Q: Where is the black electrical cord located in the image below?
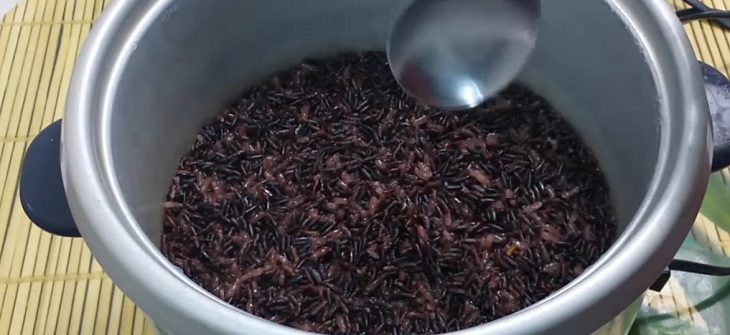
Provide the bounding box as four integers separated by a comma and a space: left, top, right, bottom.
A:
679, 10, 730, 22
677, 0, 730, 29
669, 259, 730, 276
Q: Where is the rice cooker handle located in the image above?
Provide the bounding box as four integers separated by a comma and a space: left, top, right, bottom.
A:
19, 119, 81, 237
702, 62, 730, 172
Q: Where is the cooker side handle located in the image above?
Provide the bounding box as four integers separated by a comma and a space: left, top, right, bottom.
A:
703, 62, 730, 172
19, 119, 81, 237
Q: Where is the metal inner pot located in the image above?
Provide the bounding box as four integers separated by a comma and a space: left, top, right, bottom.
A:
62, 0, 710, 334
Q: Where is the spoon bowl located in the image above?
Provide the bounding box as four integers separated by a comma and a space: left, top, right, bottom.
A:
387, 0, 540, 110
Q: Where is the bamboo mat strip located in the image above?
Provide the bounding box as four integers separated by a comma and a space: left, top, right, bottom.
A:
0, 0, 728, 334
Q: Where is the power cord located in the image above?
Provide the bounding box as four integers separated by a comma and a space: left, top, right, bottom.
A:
669, 259, 730, 276
677, 0, 730, 29
651, 259, 730, 292
679, 10, 730, 23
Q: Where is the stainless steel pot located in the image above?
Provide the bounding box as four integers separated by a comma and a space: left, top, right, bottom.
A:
17, 0, 730, 334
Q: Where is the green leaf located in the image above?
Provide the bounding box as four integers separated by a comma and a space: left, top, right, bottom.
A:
700, 172, 730, 232
629, 318, 708, 335
630, 233, 730, 335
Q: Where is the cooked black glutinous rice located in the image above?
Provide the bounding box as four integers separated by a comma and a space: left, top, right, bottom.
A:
161, 51, 617, 335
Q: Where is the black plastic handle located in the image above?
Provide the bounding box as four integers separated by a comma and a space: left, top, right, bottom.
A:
19, 119, 80, 237
702, 62, 730, 172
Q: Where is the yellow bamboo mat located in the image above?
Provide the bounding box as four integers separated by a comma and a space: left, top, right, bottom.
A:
0, 0, 155, 334
0, 0, 730, 334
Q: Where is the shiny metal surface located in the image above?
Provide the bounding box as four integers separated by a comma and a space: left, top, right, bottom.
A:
387, 0, 539, 109
62, 0, 710, 334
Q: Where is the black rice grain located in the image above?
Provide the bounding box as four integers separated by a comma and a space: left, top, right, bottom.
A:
161, 51, 617, 335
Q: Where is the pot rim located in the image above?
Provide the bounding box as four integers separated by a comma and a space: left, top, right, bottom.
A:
62, 0, 711, 334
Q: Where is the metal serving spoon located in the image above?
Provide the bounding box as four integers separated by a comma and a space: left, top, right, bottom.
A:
387, 0, 540, 110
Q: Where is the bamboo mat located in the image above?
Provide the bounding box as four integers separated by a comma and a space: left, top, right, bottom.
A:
0, 0, 729, 334
0, 0, 155, 334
